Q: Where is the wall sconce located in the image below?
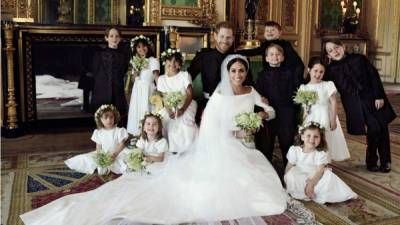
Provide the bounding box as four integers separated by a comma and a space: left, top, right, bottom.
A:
340, 0, 361, 33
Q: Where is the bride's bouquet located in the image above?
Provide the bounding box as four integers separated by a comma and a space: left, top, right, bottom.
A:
163, 91, 186, 116
94, 150, 113, 174
293, 89, 318, 116
234, 112, 263, 146
125, 148, 147, 172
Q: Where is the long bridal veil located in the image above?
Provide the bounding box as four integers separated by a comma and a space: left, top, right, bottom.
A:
103, 54, 287, 224
21, 54, 288, 225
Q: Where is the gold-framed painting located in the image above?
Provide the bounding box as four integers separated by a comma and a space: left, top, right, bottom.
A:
144, 0, 216, 26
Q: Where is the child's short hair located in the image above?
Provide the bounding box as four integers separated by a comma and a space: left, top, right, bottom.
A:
104, 27, 121, 37
131, 35, 154, 58
160, 48, 184, 66
295, 122, 328, 151
265, 43, 284, 56
215, 21, 234, 33
94, 104, 120, 129
140, 112, 163, 141
265, 21, 282, 30
305, 56, 326, 82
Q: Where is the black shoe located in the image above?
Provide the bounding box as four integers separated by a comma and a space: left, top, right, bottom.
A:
380, 163, 391, 173
366, 165, 379, 172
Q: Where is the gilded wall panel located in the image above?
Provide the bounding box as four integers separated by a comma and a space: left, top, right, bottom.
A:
282, 0, 296, 33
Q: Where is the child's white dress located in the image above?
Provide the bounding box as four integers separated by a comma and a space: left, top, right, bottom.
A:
135, 137, 168, 174
127, 57, 160, 135
65, 127, 131, 174
157, 71, 198, 153
299, 81, 350, 161
284, 146, 357, 204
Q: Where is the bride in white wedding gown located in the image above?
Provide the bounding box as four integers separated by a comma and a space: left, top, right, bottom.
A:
20, 55, 287, 225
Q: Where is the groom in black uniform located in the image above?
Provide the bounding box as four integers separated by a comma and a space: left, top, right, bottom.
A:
188, 21, 253, 123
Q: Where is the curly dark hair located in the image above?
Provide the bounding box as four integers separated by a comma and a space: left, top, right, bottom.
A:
161, 49, 184, 66
131, 38, 154, 58
294, 124, 328, 152
140, 113, 163, 141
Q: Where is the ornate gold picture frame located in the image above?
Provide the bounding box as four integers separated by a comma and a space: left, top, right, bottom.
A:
145, 0, 216, 26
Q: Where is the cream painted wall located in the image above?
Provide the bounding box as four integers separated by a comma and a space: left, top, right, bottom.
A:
365, 0, 400, 83
310, 0, 400, 83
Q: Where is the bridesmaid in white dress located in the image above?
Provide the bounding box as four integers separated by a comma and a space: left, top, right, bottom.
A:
127, 35, 160, 135
298, 57, 350, 161
20, 55, 287, 225
134, 112, 169, 175
65, 104, 131, 175
284, 122, 357, 204
157, 49, 198, 153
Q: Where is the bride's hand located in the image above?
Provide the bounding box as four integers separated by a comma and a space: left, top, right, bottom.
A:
233, 130, 252, 139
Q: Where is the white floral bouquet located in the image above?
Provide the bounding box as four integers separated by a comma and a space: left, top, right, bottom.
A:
125, 148, 147, 172
163, 91, 186, 112
234, 112, 263, 144
130, 55, 149, 73
293, 90, 319, 115
94, 150, 113, 168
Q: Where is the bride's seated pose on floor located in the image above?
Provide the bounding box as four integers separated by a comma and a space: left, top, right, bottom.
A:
20, 54, 287, 225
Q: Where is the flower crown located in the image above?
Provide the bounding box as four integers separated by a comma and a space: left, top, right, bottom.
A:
140, 111, 163, 127
130, 35, 153, 49
160, 48, 185, 65
298, 121, 325, 134
94, 104, 117, 120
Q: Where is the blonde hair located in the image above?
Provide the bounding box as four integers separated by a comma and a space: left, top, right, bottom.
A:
265, 44, 284, 56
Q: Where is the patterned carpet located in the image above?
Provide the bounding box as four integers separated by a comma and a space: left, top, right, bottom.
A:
2, 95, 399, 225
1, 152, 321, 225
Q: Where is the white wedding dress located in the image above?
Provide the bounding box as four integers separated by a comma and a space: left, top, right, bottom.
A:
20, 55, 287, 225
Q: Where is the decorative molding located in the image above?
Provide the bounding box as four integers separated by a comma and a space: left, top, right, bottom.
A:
282, 0, 296, 32
1, 0, 18, 19
191, 0, 216, 27
256, 0, 269, 22
88, 0, 95, 24
111, 0, 120, 24
3, 23, 19, 129
145, 0, 216, 27
24, 36, 35, 121
144, 0, 161, 25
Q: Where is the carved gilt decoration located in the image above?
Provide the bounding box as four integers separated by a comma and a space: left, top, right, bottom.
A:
283, 0, 296, 32
3, 23, 19, 129
145, 0, 217, 27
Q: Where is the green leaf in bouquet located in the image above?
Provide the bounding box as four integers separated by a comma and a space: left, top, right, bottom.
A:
94, 151, 113, 168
